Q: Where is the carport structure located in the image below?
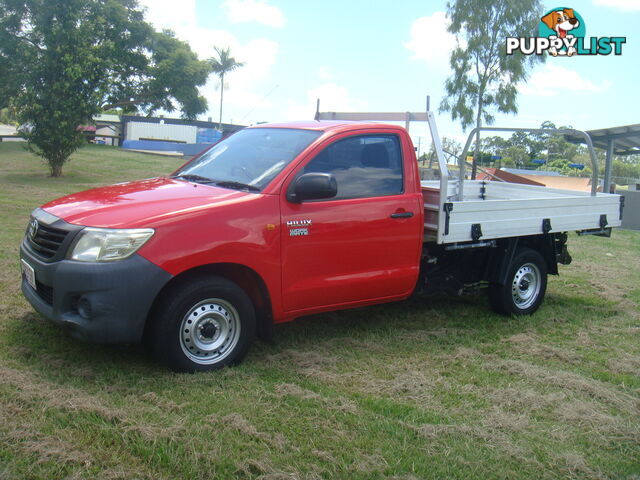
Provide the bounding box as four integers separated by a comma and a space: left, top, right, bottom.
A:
565, 123, 640, 191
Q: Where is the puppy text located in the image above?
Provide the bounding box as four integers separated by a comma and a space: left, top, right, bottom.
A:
506, 36, 625, 56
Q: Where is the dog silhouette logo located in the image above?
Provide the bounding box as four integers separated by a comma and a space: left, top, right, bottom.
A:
506, 6, 625, 57
539, 7, 585, 56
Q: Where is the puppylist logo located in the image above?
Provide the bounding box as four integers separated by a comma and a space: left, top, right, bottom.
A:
506, 7, 626, 57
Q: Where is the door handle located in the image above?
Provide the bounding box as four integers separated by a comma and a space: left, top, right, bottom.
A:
390, 212, 414, 219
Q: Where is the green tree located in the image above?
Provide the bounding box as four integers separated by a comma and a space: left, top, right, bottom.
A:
101, 29, 211, 116
439, 0, 545, 179
423, 136, 463, 174
504, 145, 530, 167
428, 136, 462, 163
481, 135, 510, 166
0, 0, 212, 176
609, 160, 639, 182
543, 122, 579, 164
480, 136, 530, 168
510, 130, 546, 162
0, 107, 18, 125
210, 46, 244, 130
615, 153, 640, 166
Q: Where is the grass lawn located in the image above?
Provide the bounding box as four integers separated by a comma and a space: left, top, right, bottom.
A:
0, 143, 638, 479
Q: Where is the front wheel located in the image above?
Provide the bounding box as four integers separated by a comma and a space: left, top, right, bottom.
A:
148, 275, 256, 372
489, 248, 548, 315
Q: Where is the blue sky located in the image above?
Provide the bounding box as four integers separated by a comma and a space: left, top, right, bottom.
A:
140, 0, 639, 150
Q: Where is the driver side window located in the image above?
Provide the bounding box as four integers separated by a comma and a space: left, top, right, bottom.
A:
303, 135, 403, 200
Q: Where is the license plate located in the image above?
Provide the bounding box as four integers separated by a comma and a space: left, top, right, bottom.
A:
21, 259, 36, 290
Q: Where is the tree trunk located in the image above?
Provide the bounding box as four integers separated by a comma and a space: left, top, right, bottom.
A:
218, 73, 224, 131
472, 98, 483, 180
49, 162, 63, 177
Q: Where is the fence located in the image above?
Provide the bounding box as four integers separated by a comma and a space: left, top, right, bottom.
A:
0, 133, 122, 145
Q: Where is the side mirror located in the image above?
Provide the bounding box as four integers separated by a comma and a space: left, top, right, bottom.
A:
287, 172, 337, 203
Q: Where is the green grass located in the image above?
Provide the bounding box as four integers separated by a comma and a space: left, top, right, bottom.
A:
1, 142, 638, 479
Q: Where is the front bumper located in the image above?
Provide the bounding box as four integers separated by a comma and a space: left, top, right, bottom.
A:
20, 239, 172, 344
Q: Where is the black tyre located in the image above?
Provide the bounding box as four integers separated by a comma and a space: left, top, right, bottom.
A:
148, 275, 256, 372
489, 248, 547, 316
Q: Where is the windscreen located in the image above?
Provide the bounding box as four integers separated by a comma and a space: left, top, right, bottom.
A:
173, 128, 322, 191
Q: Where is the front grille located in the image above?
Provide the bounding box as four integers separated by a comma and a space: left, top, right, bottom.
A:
35, 280, 53, 305
28, 222, 69, 259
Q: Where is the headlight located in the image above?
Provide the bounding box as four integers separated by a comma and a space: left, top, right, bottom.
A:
69, 227, 155, 262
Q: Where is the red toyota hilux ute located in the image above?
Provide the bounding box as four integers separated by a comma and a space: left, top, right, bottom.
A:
20, 120, 573, 372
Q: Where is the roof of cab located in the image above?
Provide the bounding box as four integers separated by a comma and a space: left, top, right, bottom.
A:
248, 120, 402, 132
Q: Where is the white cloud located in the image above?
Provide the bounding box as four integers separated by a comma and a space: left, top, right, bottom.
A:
520, 64, 611, 97
217, 39, 279, 110
309, 83, 368, 111
317, 66, 332, 81
222, 0, 286, 28
283, 83, 368, 121
592, 0, 640, 11
179, 33, 280, 121
405, 11, 457, 69
137, 0, 280, 124
282, 101, 317, 122
139, 0, 197, 31
139, 0, 233, 59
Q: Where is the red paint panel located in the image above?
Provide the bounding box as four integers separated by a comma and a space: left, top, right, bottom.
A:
281, 195, 422, 311
37, 121, 425, 325
279, 127, 423, 312
42, 177, 252, 229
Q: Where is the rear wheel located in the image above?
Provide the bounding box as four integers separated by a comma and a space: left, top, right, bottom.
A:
148, 275, 256, 372
489, 248, 547, 315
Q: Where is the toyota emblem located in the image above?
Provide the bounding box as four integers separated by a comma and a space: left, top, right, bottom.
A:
28, 218, 39, 240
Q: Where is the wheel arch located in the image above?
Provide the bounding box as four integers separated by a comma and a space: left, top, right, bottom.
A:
144, 262, 274, 342
487, 233, 561, 285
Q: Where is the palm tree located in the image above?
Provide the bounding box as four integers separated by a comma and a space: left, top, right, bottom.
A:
210, 47, 244, 130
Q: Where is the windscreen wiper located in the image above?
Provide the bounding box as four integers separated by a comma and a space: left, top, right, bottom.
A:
171, 174, 216, 184
214, 180, 260, 192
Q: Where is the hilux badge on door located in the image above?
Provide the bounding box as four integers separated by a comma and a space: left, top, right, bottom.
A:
287, 219, 311, 237
286, 219, 312, 227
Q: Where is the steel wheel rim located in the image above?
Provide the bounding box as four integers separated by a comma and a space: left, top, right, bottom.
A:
511, 263, 541, 310
179, 298, 241, 365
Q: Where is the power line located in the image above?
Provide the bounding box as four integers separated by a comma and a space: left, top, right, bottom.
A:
240, 85, 279, 124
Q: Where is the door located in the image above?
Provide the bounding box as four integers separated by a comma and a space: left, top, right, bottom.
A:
281, 133, 422, 312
